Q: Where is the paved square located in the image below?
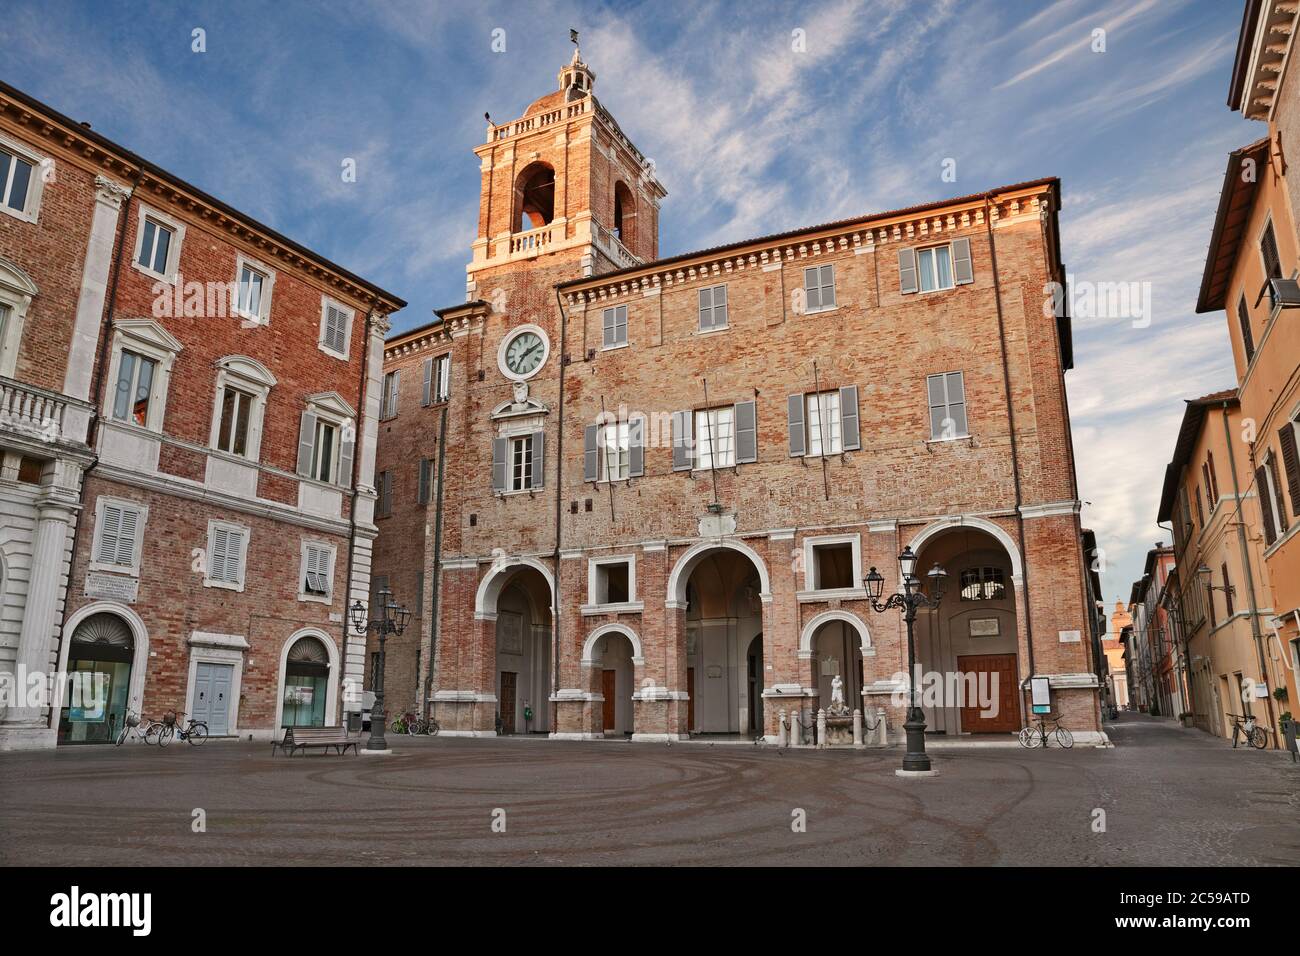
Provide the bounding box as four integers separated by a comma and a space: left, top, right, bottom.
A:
1, 713, 1296, 866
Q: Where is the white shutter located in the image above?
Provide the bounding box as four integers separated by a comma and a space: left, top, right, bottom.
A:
96, 505, 123, 564
115, 508, 139, 566
210, 528, 231, 582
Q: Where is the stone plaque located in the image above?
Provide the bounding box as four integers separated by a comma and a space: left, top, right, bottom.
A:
1058, 629, 1082, 643
969, 617, 999, 637
85, 572, 138, 604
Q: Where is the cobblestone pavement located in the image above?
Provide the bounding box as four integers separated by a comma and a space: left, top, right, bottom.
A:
1, 712, 1296, 866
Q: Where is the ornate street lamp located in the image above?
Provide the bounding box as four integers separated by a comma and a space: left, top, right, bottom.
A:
350, 587, 409, 752
864, 546, 947, 773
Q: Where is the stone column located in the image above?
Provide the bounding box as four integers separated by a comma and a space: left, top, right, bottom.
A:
63, 176, 131, 403
0, 490, 79, 747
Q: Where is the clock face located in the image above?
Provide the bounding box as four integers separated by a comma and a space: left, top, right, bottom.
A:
504, 330, 545, 378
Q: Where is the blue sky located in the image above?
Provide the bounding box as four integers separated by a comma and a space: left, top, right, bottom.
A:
6, 0, 1263, 619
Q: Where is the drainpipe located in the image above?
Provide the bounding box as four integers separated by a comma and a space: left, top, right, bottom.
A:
983, 197, 1036, 680
1220, 403, 1276, 740
551, 288, 570, 735
340, 307, 375, 721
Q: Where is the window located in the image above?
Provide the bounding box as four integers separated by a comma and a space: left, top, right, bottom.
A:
695, 406, 735, 469
423, 354, 451, 405
1258, 452, 1289, 546
602, 305, 628, 349
918, 245, 953, 292
137, 217, 173, 275
0, 257, 38, 379
300, 542, 334, 602
800, 533, 863, 594
417, 457, 434, 505
102, 319, 182, 433
296, 397, 356, 488
1236, 296, 1256, 364
204, 521, 249, 591
1221, 563, 1234, 616
0, 138, 45, 221
319, 298, 353, 359
927, 371, 968, 440
382, 370, 400, 419
377, 470, 393, 517
699, 285, 728, 331
599, 419, 631, 481
510, 436, 533, 491
806, 391, 842, 457
802, 264, 836, 313
960, 567, 1006, 601
111, 350, 158, 427
233, 255, 274, 324
493, 432, 543, 493
91, 498, 147, 576
215, 385, 254, 456
587, 556, 638, 608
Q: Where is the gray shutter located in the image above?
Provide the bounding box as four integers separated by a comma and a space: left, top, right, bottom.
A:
584, 424, 599, 482
337, 422, 354, 487
952, 237, 973, 285
698, 287, 712, 329
803, 267, 820, 311
421, 358, 433, 406
530, 430, 544, 489
899, 248, 918, 294
839, 385, 860, 451
787, 394, 805, 457
296, 411, 316, 477
417, 458, 430, 505
380, 471, 392, 515
672, 411, 693, 471
735, 400, 757, 464
96, 504, 122, 564
492, 437, 508, 493
629, 417, 645, 477
820, 264, 836, 307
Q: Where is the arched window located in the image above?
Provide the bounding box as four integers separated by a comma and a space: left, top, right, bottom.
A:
515, 163, 555, 231
613, 181, 635, 247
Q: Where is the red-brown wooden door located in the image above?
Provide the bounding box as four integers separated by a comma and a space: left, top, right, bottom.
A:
956, 654, 1019, 733
602, 669, 617, 732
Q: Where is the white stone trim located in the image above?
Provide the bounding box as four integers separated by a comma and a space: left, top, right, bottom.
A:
183, 632, 247, 737
318, 295, 355, 361
800, 531, 863, 592
0, 256, 37, 380
202, 518, 250, 592
0, 131, 50, 224
585, 552, 637, 608
473, 554, 555, 618
907, 515, 1024, 585
101, 318, 183, 433
580, 622, 646, 667
232, 252, 276, 326
1019, 500, 1081, 519
666, 538, 772, 606
798, 609, 875, 659
273, 627, 341, 731
207, 354, 276, 462
129, 202, 186, 285
54, 602, 150, 717
297, 538, 337, 605
87, 495, 148, 578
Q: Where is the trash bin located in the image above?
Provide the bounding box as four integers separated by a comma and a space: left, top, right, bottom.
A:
1282, 718, 1298, 763
347, 711, 362, 734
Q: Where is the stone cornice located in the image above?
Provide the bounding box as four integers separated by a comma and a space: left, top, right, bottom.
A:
561, 185, 1052, 309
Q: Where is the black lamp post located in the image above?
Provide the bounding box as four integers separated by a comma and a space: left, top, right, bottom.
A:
350, 588, 410, 752
864, 546, 947, 773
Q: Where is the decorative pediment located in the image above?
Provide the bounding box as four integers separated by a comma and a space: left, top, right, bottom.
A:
305, 390, 356, 419
216, 354, 277, 388
0, 256, 38, 299
114, 317, 183, 355
491, 396, 549, 421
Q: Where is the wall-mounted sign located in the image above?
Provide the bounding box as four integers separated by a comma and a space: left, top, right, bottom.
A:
820, 656, 840, 676
706, 665, 723, 679
85, 572, 138, 604
969, 618, 1000, 637
1030, 675, 1052, 714
1058, 629, 1081, 643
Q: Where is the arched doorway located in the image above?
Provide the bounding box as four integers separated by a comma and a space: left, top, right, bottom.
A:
910, 523, 1022, 734
810, 619, 864, 715
585, 626, 637, 736
279, 632, 337, 728
491, 565, 552, 734
613, 181, 635, 246
515, 162, 555, 231
681, 548, 765, 735
746, 634, 764, 734
57, 612, 136, 744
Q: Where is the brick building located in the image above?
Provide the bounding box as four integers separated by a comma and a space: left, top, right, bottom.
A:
0, 81, 404, 748
373, 48, 1104, 744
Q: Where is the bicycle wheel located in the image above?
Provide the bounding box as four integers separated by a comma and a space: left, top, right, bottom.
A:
115, 723, 130, 747
1054, 725, 1074, 749
1248, 726, 1267, 749
186, 722, 208, 746
156, 724, 174, 747
1018, 726, 1040, 749
408, 720, 420, 736
142, 722, 160, 745
427, 719, 439, 737
390, 719, 404, 735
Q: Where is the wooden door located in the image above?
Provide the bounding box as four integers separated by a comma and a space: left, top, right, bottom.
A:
687, 667, 695, 731
956, 654, 1019, 733
602, 669, 617, 732
500, 672, 517, 735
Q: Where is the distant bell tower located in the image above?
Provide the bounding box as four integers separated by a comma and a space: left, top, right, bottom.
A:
467, 35, 666, 298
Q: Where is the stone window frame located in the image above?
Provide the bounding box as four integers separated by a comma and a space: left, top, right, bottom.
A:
130, 202, 186, 285
89, 495, 149, 578
207, 355, 276, 464
0, 256, 37, 379
583, 553, 643, 614
232, 252, 276, 326
298, 539, 336, 605
799, 532, 865, 600
318, 295, 355, 361
0, 131, 50, 224
101, 318, 183, 434
203, 518, 251, 592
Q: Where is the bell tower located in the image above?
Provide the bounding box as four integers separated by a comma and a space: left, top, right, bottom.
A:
466, 41, 666, 299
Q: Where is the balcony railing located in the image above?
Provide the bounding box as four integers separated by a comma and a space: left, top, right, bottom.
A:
0, 376, 70, 444
509, 221, 561, 256
592, 221, 642, 269
489, 98, 590, 143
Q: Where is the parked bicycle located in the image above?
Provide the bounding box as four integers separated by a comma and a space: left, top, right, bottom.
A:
155, 710, 208, 747
115, 709, 161, 746
1018, 712, 1074, 749
393, 711, 440, 736
1228, 712, 1267, 750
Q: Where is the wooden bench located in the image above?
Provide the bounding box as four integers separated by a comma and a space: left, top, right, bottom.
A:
271, 726, 358, 756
